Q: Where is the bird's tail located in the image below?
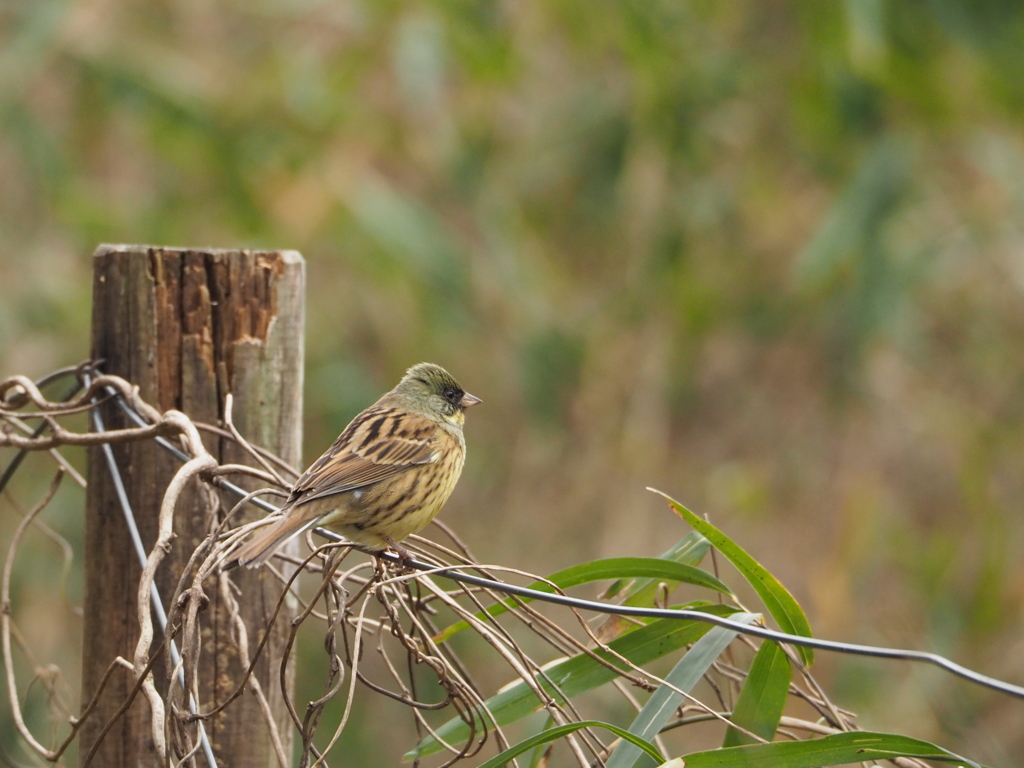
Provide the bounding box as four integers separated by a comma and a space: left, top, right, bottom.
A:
228, 508, 319, 569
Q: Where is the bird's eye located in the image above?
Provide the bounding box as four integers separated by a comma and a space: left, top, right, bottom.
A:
443, 387, 459, 403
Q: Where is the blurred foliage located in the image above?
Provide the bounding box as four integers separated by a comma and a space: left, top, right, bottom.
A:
2, 0, 1024, 764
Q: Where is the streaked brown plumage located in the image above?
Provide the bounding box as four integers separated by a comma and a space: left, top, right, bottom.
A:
231, 363, 480, 568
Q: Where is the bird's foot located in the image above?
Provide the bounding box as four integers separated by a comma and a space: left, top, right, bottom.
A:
382, 535, 415, 568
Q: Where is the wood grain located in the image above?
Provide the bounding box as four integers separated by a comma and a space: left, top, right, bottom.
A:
81, 245, 304, 767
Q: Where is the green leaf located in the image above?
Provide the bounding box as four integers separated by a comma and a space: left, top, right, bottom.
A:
607, 614, 760, 768
434, 556, 731, 643
603, 531, 711, 599
524, 714, 557, 768
723, 641, 791, 747
596, 533, 717, 642
405, 605, 740, 761
682, 731, 986, 768
476, 720, 665, 768
648, 489, 815, 666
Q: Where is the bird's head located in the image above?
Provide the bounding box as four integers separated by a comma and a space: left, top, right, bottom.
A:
393, 362, 481, 426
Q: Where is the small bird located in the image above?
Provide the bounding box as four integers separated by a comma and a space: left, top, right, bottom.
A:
231, 362, 480, 568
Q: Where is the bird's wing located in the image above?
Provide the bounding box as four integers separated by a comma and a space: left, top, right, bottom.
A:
287, 405, 438, 506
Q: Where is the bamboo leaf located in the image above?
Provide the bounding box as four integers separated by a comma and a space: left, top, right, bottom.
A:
434, 556, 731, 643
525, 714, 557, 768
722, 641, 791, 747
596, 532, 716, 642
648, 489, 814, 665
681, 731, 985, 768
603, 531, 711, 599
606, 614, 760, 768
406, 606, 740, 761
476, 720, 665, 768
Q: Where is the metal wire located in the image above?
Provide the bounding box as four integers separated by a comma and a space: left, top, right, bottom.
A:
0, 369, 84, 495
110, 393, 280, 515
85, 377, 220, 768
102, 379, 1024, 702
388, 551, 1024, 700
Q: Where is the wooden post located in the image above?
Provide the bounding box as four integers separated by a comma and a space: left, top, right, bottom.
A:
81, 246, 304, 767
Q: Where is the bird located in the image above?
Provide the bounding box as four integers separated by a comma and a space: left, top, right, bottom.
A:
229, 362, 480, 568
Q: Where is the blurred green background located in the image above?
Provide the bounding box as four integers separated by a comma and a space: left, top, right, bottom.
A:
2, 0, 1024, 764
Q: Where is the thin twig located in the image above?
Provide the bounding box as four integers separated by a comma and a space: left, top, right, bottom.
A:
0, 363, 1016, 768
1, 471, 66, 759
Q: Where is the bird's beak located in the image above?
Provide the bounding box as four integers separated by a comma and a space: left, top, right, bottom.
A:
460, 392, 482, 409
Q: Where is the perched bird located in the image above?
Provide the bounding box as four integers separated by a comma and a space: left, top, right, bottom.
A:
231, 362, 480, 568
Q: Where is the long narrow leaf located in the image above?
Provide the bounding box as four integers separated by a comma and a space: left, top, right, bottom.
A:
525, 714, 557, 768
406, 605, 740, 761
603, 531, 711, 599
476, 720, 665, 768
597, 533, 718, 642
607, 613, 760, 768
722, 641, 791, 746
681, 731, 985, 768
648, 488, 814, 665
434, 557, 731, 642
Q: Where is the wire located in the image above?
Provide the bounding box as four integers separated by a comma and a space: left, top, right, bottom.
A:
0, 368, 85, 495
102, 378, 1024, 702
110, 393, 280, 515
83, 374, 220, 768
383, 546, 1024, 700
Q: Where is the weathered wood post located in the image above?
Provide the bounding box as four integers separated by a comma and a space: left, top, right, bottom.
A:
81, 246, 304, 766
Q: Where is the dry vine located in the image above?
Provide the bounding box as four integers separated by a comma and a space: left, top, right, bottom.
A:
0, 362, 978, 768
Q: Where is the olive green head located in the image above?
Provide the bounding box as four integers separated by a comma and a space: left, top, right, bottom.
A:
392, 363, 481, 425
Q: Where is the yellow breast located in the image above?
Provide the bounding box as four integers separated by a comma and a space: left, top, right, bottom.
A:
325, 425, 466, 549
